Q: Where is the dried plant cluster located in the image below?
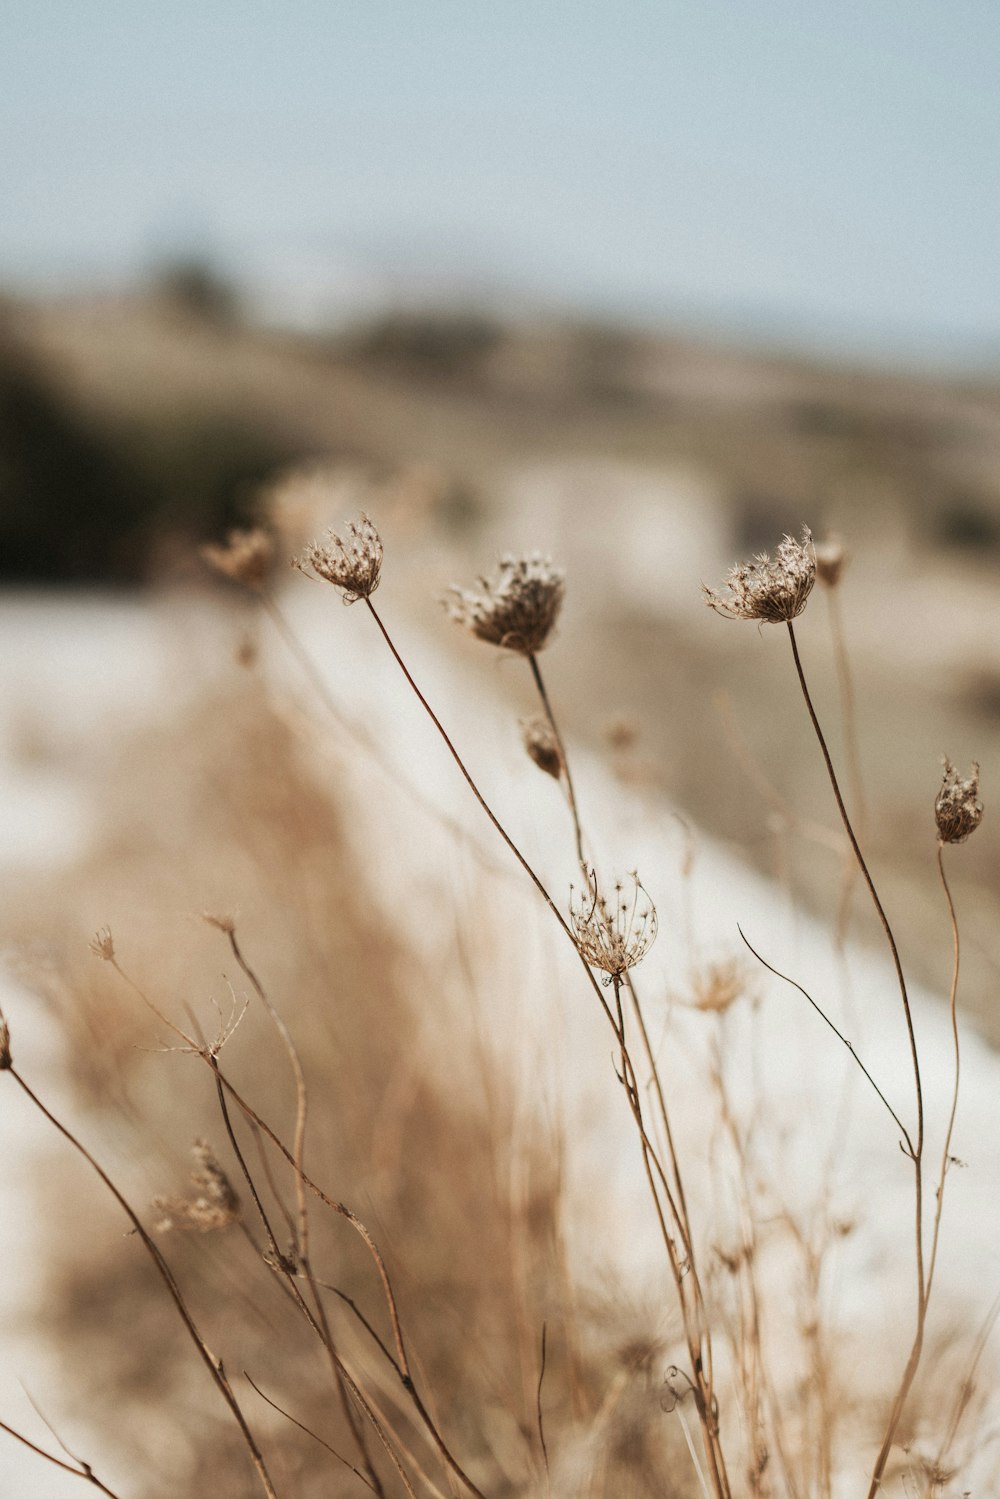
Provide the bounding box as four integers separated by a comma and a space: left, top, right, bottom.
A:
446, 554, 565, 654
936, 758, 984, 845
569, 869, 658, 984
293, 514, 383, 602
703, 528, 816, 623
1, 488, 992, 1499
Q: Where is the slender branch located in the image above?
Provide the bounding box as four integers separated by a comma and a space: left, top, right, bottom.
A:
737, 927, 912, 1152
0, 1421, 124, 1498
528, 652, 585, 868
5, 1069, 280, 1499
244, 1373, 378, 1494
925, 844, 962, 1304
535, 1323, 550, 1492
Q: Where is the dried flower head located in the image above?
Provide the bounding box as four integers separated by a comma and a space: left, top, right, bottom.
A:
89, 926, 115, 962
814, 534, 847, 588
293, 514, 383, 603
153, 1140, 240, 1234
520, 715, 563, 779
0, 1010, 11, 1070
688, 958, 749, 1014
569, 868, 657, 984
935, 758, 983, 845
447, 554, 565, 654
201, 528, 275, 590
704, 529, 816, 624
202, 911, 236, 935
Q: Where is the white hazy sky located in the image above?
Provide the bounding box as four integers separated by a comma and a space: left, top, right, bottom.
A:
3, 1, 999, 363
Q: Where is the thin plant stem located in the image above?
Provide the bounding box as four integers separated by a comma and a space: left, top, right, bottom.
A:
361, 596, 731, 1498
244, 1374, 379, 1494
737, 928, 911, 1151
4, 1068, 280, 1499
784, 620, 926, 1497
527, 652, 586, 867
925, 844, 962, 1304
0, 1422, 124, 1498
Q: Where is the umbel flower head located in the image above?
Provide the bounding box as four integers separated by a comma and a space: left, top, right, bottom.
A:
704, 529, 816, 624
293, 514, 383, 603
201, 527, 275, 590
153, 1140, 241, 1234
570, 868, 657, 984
935, 758, 983, 845
447, 554, 565, 654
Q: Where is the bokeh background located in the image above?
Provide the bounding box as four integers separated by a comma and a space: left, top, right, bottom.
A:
2, 5, 1000, 1494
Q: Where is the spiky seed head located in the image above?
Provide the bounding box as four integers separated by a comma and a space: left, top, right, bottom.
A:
569, 868, 657, 984
815, 534, 847, 588
293, 514, 383, 603
935, 759, 983, 845
153, 1140, 241, 1234
201, 528, 275, 590
90, 926, 115, 962
703, 529, 816, 624
520, 715, 563, 779
0, 1010, 11, 1070
447, 554, 565, 655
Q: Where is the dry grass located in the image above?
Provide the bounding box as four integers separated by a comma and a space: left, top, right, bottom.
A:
1, 479, 997, 1497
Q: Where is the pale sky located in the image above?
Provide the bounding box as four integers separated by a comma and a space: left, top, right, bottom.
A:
3, 1, 999, 364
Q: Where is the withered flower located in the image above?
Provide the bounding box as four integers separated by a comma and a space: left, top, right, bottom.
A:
293, 514, 383, 603
570, 869, 657, 984
447, 555, 565, 654
0, 1010, 11, 1070
704, 529, 816, 624
202, 528, 275, 590
520, 715, 563, 779
153, 1140, 241, 1234
90, 926, 115, 962
935, 759, 983, 845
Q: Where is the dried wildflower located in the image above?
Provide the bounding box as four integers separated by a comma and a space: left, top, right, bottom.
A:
935, 758, 983, 845
520, 715, 562, 779
688, 958, 748, 1014
704, 529, 816, 624
202, 911, 236, 935
153, 1140, 240, 1234
0, 1010, 11, 1070
447, 554, 565, 655
814, 533, 847, 588
293, 514, 383, 602
201, 528, 275, 590
569, 868, 657, 984
90, 926, 115, 962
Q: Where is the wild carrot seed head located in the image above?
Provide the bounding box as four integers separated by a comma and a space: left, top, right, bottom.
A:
153, 1139, 241, 1234
90, 926, 115, 962
293, 514, 383, 603
935, 758, 983, 845
569, 868, 657, 984
703, 529, 816, 624
447, 554, 565, 654
201, 528, 275, 590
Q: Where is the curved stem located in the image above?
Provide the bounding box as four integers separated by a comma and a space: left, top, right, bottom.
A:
925, 844, 962, 1304
784, 621, 927, 1496
527, 653, 586, 868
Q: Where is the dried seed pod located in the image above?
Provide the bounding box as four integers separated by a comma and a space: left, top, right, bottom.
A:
520, 715, 562, 779
202, 528, 275, 590
704, 529, 816, 624
569, 868, 657, 984
935, 759, 983, 845
447, 554, 565, 654
294, 514, 383, 603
